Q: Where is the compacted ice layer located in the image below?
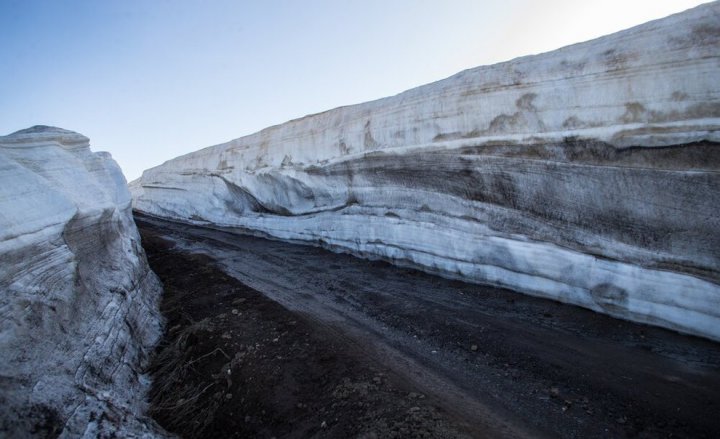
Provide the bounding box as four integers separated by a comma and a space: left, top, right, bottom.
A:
0, 127, 166, 437
133, 3, 720, 340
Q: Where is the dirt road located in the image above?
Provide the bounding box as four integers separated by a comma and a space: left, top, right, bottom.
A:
137, 214, 720, 438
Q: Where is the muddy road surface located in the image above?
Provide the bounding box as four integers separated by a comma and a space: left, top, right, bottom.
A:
137, 214, 720, 439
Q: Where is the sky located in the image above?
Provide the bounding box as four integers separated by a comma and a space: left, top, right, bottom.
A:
0, 0, 710, 181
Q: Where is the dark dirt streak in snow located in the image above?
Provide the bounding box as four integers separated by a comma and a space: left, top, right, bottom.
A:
137, 214, 720, 439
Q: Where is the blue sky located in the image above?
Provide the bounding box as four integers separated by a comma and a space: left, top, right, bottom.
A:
0, 0, 709, 180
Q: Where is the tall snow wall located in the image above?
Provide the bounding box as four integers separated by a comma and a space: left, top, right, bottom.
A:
0, 126, 167, 437
133, 3, 720, 341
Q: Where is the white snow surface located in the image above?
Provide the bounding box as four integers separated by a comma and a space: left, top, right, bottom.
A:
0, 126, 167, 437
133, 3, 720, 341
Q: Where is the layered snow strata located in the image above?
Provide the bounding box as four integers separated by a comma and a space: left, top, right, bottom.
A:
0, 127, 166, 437
133, 3, 720, 340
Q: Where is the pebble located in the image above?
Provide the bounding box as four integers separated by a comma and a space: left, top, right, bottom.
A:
470, 344, 478, 351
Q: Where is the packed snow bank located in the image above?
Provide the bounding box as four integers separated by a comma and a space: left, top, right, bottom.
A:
0, 126, 167, 437
133, 3, 720, 341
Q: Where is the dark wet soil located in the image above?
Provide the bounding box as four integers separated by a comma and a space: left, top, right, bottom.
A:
141, 227, 476, 439
138, 214, 720, 439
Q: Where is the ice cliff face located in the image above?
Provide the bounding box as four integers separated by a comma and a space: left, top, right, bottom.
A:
133, 3, 720, 341
0, 127, 166, 437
